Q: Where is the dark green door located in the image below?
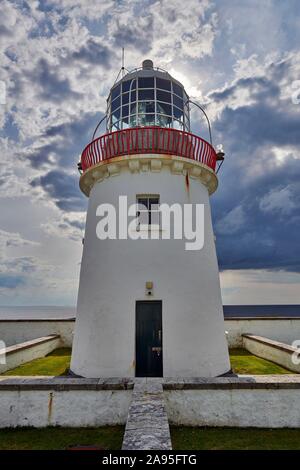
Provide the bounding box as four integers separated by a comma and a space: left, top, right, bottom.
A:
136, 301, 163, 377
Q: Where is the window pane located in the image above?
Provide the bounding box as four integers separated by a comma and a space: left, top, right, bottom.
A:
111, 84, 121, 100
138, 77, 154, 88
157, 114, 172, 127
138, 89, 154, 100
172, 82, 183, 97
112, 108, 120, 123
112, 121, 121, 130
137, 113, 156, 126
138, 101, 155, 114
122, 79, 136, 92
173, 106, 183, 119
130, 102, 137, 114
122, 105, 129, 117
130, 89, 136, 102
150, 210, 160, 226
173, 94, 183, 109
157, 102, 171, 115
156, 78, 171, 91
111, 96, 121, 110
137, 198, 148, 209
156, 90, 171, 103
149, 198, 159, 210
122, 93, 129, 105
130, 115, 137, 126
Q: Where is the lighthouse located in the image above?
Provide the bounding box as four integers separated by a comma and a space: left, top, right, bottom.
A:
70, 60, 230, 378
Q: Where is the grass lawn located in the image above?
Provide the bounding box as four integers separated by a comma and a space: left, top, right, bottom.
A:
2, 347, 295, 376
171, 427, 300, 450
230, 348, 293, 374
0, 426, 124, 450
2, 348, 71, 376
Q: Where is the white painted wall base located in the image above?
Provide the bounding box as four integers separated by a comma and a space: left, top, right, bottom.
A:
0, 377, 300, 428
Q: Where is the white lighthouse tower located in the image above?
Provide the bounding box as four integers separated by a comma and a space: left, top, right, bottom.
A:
70, 60, 230, 378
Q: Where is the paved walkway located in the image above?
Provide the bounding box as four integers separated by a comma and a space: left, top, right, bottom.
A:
122, 378, 172, 450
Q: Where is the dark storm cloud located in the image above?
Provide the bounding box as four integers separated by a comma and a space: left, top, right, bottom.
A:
26, 111, 100, 169
26, 58, 81, 103
209, 58, 300, 273
111, 16, 154, 54
30, 170, 87, 212
72, 39, 112, 66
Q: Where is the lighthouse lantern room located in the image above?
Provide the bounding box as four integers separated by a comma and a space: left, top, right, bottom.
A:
71, 60, 231, 378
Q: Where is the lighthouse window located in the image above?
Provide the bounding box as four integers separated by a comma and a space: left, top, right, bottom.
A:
137, 114, 156, 126
157, 102, 172, 116
138, 89, 154, 101
156, 90, 171, 103
173, 95, 183, 109
157, 114, 172, 127
112, 108, 121, 123
156, 77, 171, 91
122, 93, 130, 105
136, 196, 160, 228
122, 79, 136, 92
122, 105, 129, 117
111, 84, 121, 101
172, 82, 183, 97
173, 106, 183, 119
138, 101, 155, 114
111, 96, 121, 110
138, 77, 154, 88
130, 102, 137, 114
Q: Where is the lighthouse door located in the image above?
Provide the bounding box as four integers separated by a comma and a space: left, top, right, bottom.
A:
136, 301, 163, 377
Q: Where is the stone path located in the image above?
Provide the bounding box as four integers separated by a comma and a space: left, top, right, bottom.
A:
122, 378, 172, 450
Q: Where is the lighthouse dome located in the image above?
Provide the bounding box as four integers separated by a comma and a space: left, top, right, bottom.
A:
107, 60, 190, 133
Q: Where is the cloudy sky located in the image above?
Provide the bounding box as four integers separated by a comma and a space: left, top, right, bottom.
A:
0, 0, 299, 306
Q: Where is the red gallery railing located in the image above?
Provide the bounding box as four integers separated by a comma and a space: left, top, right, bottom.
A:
81, 126, 217, 172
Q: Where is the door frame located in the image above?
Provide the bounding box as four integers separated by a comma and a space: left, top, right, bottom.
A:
135, 300, 163, 377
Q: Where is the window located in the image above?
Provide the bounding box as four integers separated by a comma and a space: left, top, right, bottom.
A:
156, 78, 171, 91
138, 77, 154, 88
136, 196, 160, 229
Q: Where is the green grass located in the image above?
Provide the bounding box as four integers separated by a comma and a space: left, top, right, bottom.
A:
0, 426, 124, 450
229, 348, 293, 375
2, 348, 71, 376
171, 427, 300, 450
2, 347, 294, 376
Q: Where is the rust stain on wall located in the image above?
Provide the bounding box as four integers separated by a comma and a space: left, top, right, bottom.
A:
48, 392, 53, 423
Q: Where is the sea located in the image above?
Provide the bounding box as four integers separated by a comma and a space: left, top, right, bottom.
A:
0, 305, 299, 319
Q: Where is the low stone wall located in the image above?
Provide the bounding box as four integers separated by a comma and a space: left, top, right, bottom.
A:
0, 319, 74, 348
1, 377, 300, 428
163, 376, 300, 428
225, 317, 300, 348
0, 335, 61, 374
243, 334, 300, 373
0, 378, 133, 428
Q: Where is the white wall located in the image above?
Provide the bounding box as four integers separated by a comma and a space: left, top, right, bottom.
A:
0, 389, 131, 428
225, 318, 300, 348
71, 165, 230, 378
0, 336, 61, 374
243, 335, 300, 373
164, 388, 300, 427
0, 320, 74, 348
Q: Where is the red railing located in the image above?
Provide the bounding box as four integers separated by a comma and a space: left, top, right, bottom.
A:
81, 126, 217, 172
